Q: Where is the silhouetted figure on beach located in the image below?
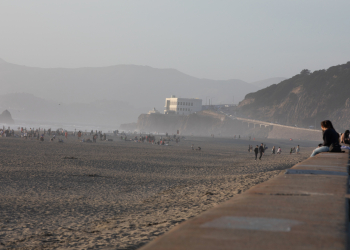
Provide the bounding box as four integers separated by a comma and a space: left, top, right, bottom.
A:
254, 145, 259, 160
259, 143, 264, 160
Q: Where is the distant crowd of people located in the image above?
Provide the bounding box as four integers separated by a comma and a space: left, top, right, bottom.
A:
2, 120, 350, 160
0, 126, 115, 143
247, 143, 300, 160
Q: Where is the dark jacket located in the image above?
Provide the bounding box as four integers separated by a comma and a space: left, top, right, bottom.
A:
322, 128, 340, 147
259, 146, 264, 153
254, 148, 259, 154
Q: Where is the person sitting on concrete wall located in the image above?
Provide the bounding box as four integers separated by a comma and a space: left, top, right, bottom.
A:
341, 130, 350, 144
310, 120, 340, 157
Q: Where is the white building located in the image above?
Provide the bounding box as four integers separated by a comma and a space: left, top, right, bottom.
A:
164, 95, 202, 115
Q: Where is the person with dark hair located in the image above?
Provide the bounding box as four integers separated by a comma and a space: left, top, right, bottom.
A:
310, 120, 340, 157
259, 143, 264, 160
341, 130, 350, 144
254, 145, 259, 160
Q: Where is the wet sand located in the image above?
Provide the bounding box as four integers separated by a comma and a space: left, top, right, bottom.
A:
0, 135, 315, 249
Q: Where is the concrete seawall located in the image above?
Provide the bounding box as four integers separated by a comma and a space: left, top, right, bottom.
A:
140, 150, 350, 250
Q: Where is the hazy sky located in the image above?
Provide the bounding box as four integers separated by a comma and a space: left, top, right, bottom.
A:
1, 0, 349, 82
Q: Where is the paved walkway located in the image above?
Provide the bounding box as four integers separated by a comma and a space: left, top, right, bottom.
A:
140, 151, 350, 250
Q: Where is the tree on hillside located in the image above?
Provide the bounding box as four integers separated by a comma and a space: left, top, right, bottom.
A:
300, 69, 311, 75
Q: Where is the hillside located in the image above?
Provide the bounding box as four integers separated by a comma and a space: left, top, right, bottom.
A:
238, 62, 350, 131
0, 58, 257, 114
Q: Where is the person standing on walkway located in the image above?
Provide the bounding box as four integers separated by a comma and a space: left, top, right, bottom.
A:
254, 145, 259, 160
259, 143, 264, 160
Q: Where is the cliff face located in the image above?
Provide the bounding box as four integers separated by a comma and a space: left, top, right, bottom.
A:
0, 110, 15, 124
121, 111, 321, 140
239, 62, 350, 131
135, 111, 248, 137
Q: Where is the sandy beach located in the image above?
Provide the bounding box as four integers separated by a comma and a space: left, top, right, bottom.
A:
0, 135, 315, 249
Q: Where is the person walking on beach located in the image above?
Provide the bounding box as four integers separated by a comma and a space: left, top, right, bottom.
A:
259, 143, 264, 160
254, 145, 259, 160
272, 146, 276, 154
277, 147, 281, 154
296, 145, 300, 154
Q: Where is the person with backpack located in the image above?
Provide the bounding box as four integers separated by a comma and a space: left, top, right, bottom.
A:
310, 120, 340, 157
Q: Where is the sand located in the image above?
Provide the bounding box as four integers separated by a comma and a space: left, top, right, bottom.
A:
0, 135, 315, 249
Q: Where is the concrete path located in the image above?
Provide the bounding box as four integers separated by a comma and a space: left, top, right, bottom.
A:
140, 151, 350, 250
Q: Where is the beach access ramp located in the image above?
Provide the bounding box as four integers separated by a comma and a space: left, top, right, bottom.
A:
140, 151, 350, 250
